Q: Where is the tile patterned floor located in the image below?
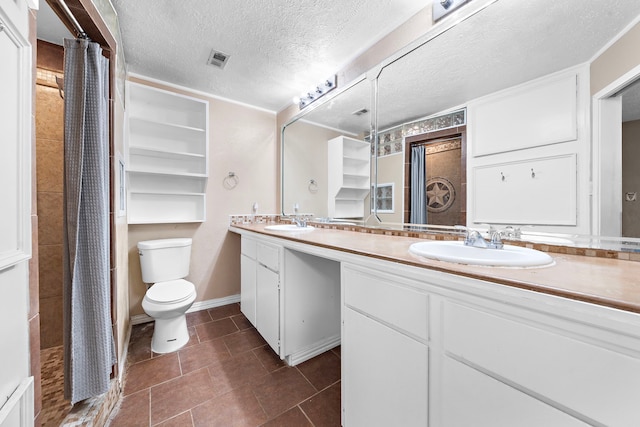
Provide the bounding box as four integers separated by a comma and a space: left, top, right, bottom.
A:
40, 346, 72, 427
107, 303, 341, 426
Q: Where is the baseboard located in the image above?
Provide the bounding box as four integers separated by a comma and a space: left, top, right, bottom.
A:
284, 335, 341, 367
130, 294, 241, 325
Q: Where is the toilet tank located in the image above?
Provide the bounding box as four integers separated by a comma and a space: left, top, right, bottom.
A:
137, 238, 192, 283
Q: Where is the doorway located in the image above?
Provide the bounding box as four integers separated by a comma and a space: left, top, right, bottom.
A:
593, 65, 640, 238
34, 0, 119, 424
404, 126, 467, 226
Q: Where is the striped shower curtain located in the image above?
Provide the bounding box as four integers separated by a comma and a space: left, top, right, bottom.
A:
410, 145, 427, 224
62, 38, 115, 404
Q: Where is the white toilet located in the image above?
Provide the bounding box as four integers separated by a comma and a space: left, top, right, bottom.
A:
138, 238, 197, 354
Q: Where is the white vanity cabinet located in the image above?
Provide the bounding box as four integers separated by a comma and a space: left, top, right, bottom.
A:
239, 235, 341, 365
342, 265, 429, 427
240, 237, 258, 326
240, 236, 281, 353
255, 241, 281, 354
341, 260, 640, 427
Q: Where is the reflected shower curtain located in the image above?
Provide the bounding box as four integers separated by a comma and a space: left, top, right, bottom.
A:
62, 38, 115, 404
410, 145, 427, 224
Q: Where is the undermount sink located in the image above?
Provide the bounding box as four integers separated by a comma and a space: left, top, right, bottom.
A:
264, 224, 315, 232
409, 240, 554, 268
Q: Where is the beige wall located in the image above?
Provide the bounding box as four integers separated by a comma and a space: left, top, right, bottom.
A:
127, 77, 277, 316
283, 121, 342, 216
623, 119, 640, 237
591, 21, 640, 95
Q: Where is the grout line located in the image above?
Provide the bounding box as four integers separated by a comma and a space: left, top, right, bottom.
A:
297, 404, 316, 427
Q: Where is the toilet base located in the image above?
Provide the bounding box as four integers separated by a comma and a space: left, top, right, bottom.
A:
151, 314, 189, 354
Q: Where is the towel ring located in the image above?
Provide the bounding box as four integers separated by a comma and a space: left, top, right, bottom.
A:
308, 179, 318, 193
223, 172, 239, 189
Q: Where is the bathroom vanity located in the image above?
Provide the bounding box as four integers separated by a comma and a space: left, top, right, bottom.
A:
230, 223, 640, 427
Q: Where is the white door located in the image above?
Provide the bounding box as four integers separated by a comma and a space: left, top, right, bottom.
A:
0, 1, 34, 426
256, 264, 279, 355
343, 308, 428, 427
240, 254, 257, 327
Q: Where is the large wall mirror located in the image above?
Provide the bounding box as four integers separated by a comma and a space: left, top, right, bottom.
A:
282, 77, 371, 222
282, 0, 640, 248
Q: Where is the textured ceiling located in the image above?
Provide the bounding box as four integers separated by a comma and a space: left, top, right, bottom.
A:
298, 0, 640, 135
376, 0, 640, 130
110, 0, 427, 112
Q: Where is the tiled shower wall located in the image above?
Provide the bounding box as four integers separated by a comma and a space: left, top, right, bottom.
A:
36, 40, 64, 349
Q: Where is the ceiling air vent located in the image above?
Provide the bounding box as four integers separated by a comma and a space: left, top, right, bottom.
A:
207, 49, 230, 69
351, 108, 369, 116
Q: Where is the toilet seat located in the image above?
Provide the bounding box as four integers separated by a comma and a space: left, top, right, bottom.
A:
146, 279, 195, 305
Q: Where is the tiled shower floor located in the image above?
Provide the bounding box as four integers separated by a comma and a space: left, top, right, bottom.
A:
107, 303, 341, 426
40, 346, 72, 426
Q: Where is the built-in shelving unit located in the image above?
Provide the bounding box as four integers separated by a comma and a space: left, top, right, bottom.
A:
328, 136, 370, 218
126, 82, 209, 224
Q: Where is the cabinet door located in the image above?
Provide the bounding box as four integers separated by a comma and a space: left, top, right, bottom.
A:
441, 357, 588, 427
256, 264, 279, 355
240, 254, 256, 327
343, 308, 428, 427
472, 154, 576, 225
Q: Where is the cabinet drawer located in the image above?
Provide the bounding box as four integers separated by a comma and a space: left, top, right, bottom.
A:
443, 301, 640, 426
343, 265, 428, 341
470, 73, 577, 156
257, 242, 279, 272
241, 237, 256, 259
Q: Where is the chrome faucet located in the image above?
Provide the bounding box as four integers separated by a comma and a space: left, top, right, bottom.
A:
456, 225, 503, 249
290, 217, 307, 228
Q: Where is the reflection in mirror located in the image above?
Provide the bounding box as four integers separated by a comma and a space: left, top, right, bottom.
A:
282, 78, 371, 220
375, 0, 640, 242
621, 78, 640, 238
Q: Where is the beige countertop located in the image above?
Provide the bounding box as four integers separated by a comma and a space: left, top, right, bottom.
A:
230, 223, 640, 314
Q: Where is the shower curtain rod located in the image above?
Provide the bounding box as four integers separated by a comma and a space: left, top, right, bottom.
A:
408, 135, 462, 147
57, 0, 89, 39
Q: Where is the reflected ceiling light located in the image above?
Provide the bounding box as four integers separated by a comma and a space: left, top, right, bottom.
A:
297, 75, 337, 109
433, 0, 469, 21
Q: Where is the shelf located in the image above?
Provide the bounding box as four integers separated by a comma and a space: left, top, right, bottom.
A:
129, 146, 205, 159
128, 192, 205, 224
129, 191, 205, 197
126, 81, 209, 224
128, 169, 207, 178
328, 136, 371, 219
129, 116, 205, 134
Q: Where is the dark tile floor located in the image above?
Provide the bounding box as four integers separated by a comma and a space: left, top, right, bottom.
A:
107, 303, 341, 426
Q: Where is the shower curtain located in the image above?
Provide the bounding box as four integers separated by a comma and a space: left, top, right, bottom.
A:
62, 38, 115, 404
410, 145, 427, 224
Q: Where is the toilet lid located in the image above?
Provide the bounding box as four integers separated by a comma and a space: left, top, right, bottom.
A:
146, 280, 195, 304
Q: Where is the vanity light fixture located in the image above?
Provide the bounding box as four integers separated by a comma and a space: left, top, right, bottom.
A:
297, 75, 337, 109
